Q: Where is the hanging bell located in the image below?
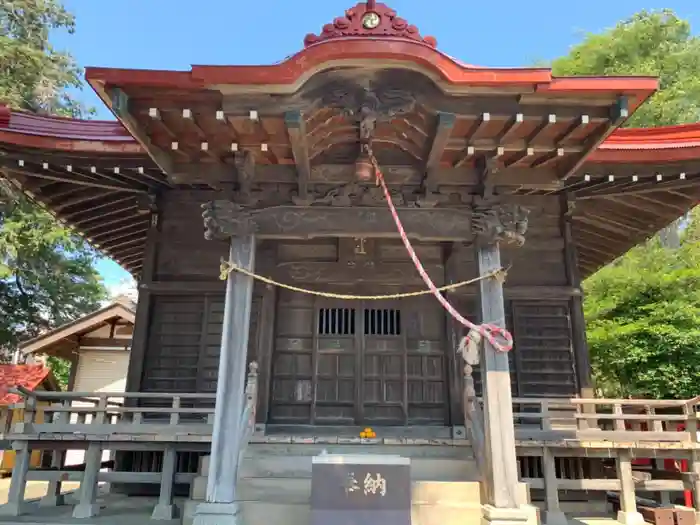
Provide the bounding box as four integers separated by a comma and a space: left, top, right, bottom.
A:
354, 151, 374, 182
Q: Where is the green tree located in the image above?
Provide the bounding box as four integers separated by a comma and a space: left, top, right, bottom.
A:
0, 0, 90, 117
0, 1, 106, 387
552, 9, 700, 398
552, 9, 700, 127
583, 238, 700, 399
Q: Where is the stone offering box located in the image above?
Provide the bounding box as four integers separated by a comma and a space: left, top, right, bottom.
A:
311, 454, 411, 525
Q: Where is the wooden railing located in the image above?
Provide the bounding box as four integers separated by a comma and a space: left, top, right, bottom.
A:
238, 362, 259, 477
1, 362, 260, 520
1, 376, 698, 521
462, 361, 486, 480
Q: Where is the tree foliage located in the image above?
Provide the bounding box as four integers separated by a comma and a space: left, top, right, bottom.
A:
0, 0, 91, 117
0, 1, 106, 386
552, 9, 700, 127
583, 229, 700, 399
553, 9, 700, 398
0, 197, 107, 350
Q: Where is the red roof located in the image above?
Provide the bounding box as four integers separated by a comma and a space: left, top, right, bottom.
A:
0, 364, 52, 406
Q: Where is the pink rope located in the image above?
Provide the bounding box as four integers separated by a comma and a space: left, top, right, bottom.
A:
372, 162, 513, 353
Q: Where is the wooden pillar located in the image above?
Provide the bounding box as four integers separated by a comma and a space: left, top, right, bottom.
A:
473, 203, 532, 525
445, 242, 467, 436
476, 241, 521, 506
126, 208, 160, 395
152, 446, 179, 520
193, 233, 256, 525
254, 281, 277, 431
615, 450, 645, 525
561, 195, 593, 395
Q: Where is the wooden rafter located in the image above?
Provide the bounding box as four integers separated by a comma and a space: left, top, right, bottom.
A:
285, 110, 311, 204
110, 88, 174, 176
423, 112, 455, 195
561, 96, 629, 180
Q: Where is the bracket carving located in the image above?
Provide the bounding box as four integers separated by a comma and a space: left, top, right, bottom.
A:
292, 181, 457, 208
321, 84, 417, 122
202, 200, 258, 240
301, 181, 411, 207
234, 150, 259, 206
472, 203, 530, 247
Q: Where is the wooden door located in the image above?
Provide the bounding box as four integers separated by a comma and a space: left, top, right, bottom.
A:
269, 292, 448, 426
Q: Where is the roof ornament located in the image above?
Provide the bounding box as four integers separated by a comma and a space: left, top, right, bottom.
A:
304, 1, 437, 48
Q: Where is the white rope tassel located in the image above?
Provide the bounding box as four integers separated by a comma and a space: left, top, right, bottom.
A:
459, 328, 482, 366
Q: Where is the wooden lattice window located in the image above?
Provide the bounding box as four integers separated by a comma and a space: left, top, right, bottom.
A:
363, 308, 401, 336
317, 308, 356, 335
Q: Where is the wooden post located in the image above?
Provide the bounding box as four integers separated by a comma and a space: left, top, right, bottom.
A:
686, 403, 700, 522
690, 450, 700, 523
542, 447, 567, 525
72, 396, 106, 518
71, 442, 103, 518
152, 446, 179, 520
41, 400, 70, 507
0, 441, 30, 516
615, 450, 645, 525
472, 202, 532, 525
193, 233, 256, 525
561, 195, 593, 396
445, 242, 468, 437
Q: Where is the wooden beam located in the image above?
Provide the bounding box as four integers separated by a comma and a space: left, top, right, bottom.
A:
284, 110, 312, 205
202, 204, 474, 241
110, 88, 174, 177
577, 177, 700, 198
2, 165, 146, 194
526, 114, 557, 143
65, 196, 135, 221
90, 224, 148, 245
172, 163, 561, 189
555, 115, 590, 144
532, 148, 564, 169
78, 338, 131, 349
273, 261, 444, 286
497, 113, 524, 144
429, 115, 458, 160
424, 112, 456, 198
561, 96, 629, 180
53, 189, 112, 211
77, 210, 143, 232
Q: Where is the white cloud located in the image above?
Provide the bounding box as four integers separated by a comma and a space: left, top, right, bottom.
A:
105, 276, 138, 305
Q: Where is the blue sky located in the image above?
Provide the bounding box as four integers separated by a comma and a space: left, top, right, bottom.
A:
52, 0, 699, 289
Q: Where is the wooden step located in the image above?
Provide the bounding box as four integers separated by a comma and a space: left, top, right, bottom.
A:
182, 498, 484, 525
245, 443, 474, 459
191, 476, 482, 505
238, 455, 479, 481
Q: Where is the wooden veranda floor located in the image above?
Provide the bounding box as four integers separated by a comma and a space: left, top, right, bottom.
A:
0, 489, 616, 525
0, 493, 179, 525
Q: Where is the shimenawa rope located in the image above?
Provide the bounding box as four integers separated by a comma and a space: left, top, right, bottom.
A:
219, 260, 506, 301
218, 154, 514, 353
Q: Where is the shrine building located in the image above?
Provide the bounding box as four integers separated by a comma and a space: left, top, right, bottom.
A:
0, 2, 699, 525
